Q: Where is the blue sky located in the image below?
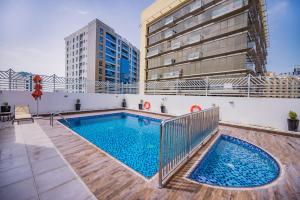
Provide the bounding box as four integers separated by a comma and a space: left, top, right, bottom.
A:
0, 0, 299, 76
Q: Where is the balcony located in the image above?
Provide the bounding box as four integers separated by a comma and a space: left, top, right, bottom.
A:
187, 51, 202, 60
146, 48, 160, 58
163, 58, 176, 66
190, 0, 203, 12
162, 71, 180, 78
188, 34, 202, 44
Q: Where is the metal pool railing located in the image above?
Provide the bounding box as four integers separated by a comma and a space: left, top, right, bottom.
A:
158, 106, 219, 188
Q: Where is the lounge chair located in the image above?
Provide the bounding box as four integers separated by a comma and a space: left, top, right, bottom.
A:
12, 105, 34, 124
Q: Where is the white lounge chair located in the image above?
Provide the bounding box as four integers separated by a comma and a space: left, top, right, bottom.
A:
12, 105, 34, 124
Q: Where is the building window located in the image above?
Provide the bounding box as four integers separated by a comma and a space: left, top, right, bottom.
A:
106, 33, 116, 42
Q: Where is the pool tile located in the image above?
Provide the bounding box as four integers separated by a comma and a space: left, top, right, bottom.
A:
188, 135, 280, 187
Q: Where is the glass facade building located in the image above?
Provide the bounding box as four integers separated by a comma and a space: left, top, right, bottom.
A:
141, 0, 268, 86
65, 19, 140, 92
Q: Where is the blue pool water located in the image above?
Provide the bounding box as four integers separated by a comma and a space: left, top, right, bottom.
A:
59, 113, 161, 178
188, 135, 280, 187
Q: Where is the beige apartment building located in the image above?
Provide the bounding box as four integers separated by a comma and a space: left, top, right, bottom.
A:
140, 0, 268, 93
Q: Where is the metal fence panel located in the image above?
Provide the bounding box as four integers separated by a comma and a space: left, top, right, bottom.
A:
159, 106, 219, 188
1, 69, 299, 98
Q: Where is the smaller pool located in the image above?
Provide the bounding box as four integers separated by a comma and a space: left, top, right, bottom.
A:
188, 135, 280, 188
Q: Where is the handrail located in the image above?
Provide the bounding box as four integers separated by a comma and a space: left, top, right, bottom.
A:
1, 68, 299, 98
158, 106, 219, 188
50, 112, 71, 127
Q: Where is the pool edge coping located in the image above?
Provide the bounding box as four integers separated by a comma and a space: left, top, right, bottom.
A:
183, 133, 286, 191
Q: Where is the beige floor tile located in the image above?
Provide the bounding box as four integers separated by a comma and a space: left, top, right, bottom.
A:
28, 146, 58, 162
0, 144, 27, 160
35, 165, 76, 193
31, 155, 67, 175
0, 178, 38, 200
0, 164, 32, 187
40, 179, 91, 200
0, 155, 29, 172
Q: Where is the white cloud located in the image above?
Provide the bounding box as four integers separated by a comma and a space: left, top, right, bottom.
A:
268, 1, 289, 16
76, 9, 89, 15
61, 7, 89, 15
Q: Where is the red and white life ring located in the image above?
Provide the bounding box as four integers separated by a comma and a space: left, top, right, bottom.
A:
144, 101, 151, 110
190, 105, 202, 113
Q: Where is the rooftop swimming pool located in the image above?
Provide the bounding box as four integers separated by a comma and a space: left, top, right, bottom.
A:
59, 112, 161, 178
188, 135, 280, 188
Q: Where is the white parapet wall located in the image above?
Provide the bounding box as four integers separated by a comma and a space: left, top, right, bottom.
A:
124, 94, 300, 131
0, 91, 124, 115
1, 91, 299, 131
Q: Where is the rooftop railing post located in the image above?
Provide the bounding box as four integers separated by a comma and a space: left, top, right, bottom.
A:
53, 74, 56, 92
29, 74, 33, 92
158, 123, 164, 188
8, 68, 12, 91
188, 115, 192, 157
106, 81, 109, 94
205, 77, 209, 96
247, 74, 251, 97
176, 79, 179, 95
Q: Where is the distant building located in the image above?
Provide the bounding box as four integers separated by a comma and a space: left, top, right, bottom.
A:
279, 65, 300, 76
293, 65, 300, 76
265, 71, 300, 98
140, 0, 269, 93
65, 19, 140, 93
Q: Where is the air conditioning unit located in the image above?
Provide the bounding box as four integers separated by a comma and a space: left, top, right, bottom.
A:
163, 71, 180, 78
188, 34, 201, 44
171, 41, 182, 50
164, 16, 174, 25
187, 52, 202, 60
164, 58, 176, 66
190, 0, 203, 12
164, 29, 176, 39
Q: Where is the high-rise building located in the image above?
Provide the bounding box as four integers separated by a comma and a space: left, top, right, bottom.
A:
140, 0, 268, 93
65, 19, 140, 93
293, 65, 300, 76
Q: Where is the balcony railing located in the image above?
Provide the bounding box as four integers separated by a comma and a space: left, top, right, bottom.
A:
1, 69, 299, 98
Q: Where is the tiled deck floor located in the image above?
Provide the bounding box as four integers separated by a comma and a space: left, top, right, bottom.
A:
1, 110, 300, 200
0, 121, 96, 200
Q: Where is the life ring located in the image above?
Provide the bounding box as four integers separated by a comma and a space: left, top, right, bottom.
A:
190, 105, 201, 113
144, 101, 151, 110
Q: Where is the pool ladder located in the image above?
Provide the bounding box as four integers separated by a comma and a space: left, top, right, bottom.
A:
50, 112, 70, 127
